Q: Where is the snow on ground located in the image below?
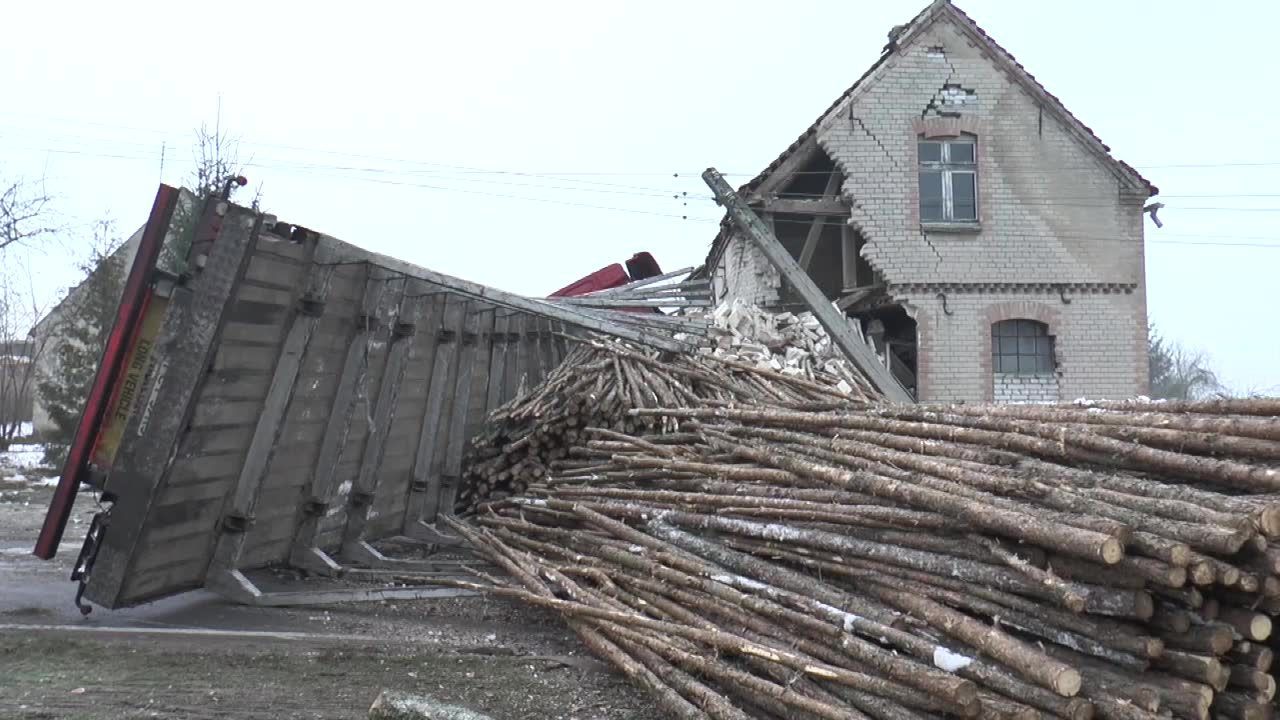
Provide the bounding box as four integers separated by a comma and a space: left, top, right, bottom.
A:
2, 443, 46, 471
1, 428, 53, 483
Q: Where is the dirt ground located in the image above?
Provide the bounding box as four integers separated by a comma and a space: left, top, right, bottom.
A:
0, 481, 651, 720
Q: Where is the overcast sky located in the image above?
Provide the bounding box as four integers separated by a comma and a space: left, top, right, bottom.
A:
2, 1, 1276, 393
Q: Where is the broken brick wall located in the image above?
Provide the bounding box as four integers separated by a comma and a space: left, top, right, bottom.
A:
711, 228, 783, 309
711, 10, 1151, 403
816, 13, 1150, 402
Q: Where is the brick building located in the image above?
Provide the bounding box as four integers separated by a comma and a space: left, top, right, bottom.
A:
704, 0, 1157, 403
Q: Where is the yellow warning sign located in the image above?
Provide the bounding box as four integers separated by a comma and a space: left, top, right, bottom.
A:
92, 293, 168, 469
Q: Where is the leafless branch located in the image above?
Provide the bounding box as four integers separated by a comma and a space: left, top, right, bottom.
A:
0, 176, 55, 252
191, 122, 243, 200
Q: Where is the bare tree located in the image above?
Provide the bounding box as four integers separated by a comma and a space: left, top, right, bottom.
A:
190, 120, 256, 203
0, 170, 56, 448
0, 175, 55, 252
1148, 324, 1225, 400
0, 260, 51, 449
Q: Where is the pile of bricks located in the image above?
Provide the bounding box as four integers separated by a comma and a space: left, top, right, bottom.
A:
695, 299, 875, 398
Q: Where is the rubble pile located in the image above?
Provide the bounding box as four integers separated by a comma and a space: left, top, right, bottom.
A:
699, 300, 877, 399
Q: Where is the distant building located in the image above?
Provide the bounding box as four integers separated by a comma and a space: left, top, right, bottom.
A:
704, 0, 1156, 403
0, 339, 35, 429
29, 224, 143, 436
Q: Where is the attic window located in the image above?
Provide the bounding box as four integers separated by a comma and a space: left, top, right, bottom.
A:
918, 135, 977, 223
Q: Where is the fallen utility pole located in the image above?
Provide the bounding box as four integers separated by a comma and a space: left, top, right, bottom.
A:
702, 168, 914, 403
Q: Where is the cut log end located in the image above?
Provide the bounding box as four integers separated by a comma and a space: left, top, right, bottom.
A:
1064, 697, 1095, 720
1144, 637, 1165, 659
1099, 538, 1123, 565
1209, 628, 1235, 655
1258, 506, 1280, 537
953, 679, 980, 707
1134, 591, 1154, 621
1189, 562, 1215, 586
1169, 543, 1192, 568
1249, 614, 1272, 642
1221, 566, 1244, 587
1055, 668, 1083, 698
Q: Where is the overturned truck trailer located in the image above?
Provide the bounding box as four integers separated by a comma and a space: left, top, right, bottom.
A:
34, 186, 697, 610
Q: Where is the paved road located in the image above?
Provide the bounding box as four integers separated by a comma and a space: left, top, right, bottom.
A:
0, 483, 647, 720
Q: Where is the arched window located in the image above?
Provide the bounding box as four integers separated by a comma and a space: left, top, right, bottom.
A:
992, 319, 1054, 374
918, 135, 977, 222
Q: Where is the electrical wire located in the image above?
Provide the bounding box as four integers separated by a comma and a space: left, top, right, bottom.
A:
5, 131, 1280, 250
759, 215, 1280, 248
19, 143, 1280, 217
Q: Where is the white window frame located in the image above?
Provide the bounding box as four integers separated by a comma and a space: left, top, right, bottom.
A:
918, 137, 977, 223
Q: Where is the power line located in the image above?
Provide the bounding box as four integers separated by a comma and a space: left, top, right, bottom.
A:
17, 145, 1280, 247
760, 215, 1280, 248
7, 112, 1280, 184
725, 162, 1280, 177
1138, 161, 1280, 169
347, 174, 711, 221
4, 142, 710, 205
1162, 232, 1280, 242
20, 142, 1280, 215
1149, 240, 1280, 248
7, 139, 1280, 248
0, 122, 701, 194
8, 123, 1280, 211
243, 158, 691, 199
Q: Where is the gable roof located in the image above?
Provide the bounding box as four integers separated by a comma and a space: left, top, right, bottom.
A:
702, 0, 1156, 274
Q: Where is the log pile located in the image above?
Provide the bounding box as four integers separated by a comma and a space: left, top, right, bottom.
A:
456, 337, 878, 513
449, 339, 1280, 719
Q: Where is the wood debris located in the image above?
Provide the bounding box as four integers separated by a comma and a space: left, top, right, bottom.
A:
447, 335, 1280, 720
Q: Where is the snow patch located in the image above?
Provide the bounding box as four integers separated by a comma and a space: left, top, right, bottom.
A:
1, 436, 55, 484
811, 599, 863, 630
1, 443, 45, 471
932, 647, 973, 672
710, 573, 769, 592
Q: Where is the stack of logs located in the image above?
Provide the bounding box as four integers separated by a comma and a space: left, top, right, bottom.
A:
449, 339, 1280, 719
456, 338, 878, 514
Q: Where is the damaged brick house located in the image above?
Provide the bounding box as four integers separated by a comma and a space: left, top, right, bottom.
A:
703, 0, 1157, 403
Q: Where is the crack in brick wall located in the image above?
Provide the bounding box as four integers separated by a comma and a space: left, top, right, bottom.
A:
712, 13, 1150, 402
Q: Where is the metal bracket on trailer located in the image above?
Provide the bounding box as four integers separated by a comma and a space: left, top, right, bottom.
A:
70, 506, 112, 616
204, 568, 477, 607
401, 520, 465, 547
204, 539, 486, 607
339, 539, 475, 573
